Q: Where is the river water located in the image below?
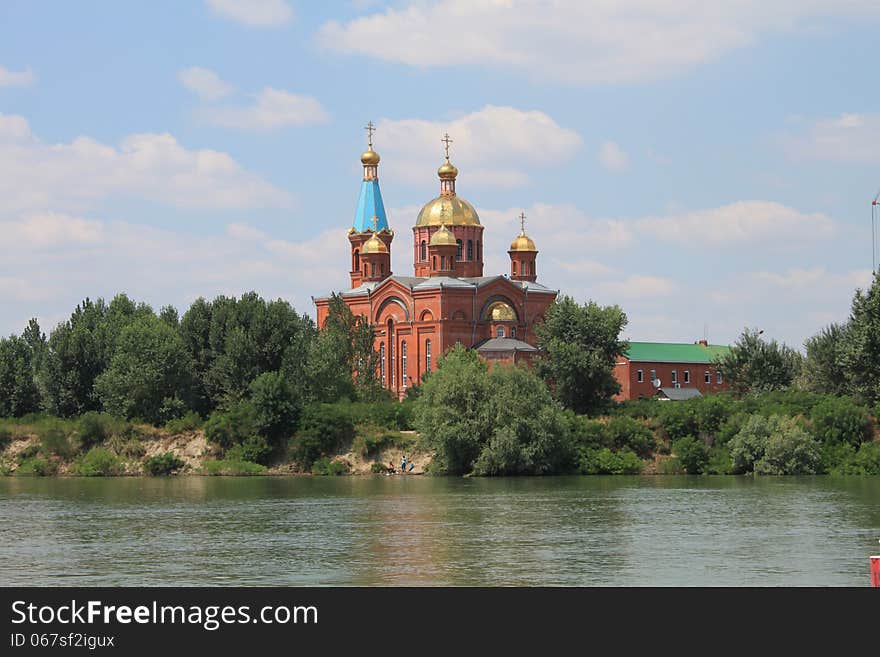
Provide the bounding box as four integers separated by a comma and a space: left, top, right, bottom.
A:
1, 475, 878, 586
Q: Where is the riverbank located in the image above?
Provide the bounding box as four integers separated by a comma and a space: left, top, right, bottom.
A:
0, 418, 433, 477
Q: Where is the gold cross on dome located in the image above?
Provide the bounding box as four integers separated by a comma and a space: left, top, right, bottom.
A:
365, 121, 376, 147
441, 133, 453, 159
519, 211, 527, 233
372, 215, 379, 231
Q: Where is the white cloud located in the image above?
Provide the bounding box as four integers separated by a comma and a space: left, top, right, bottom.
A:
317, 1, 880, 85
595, 275, 675, 300
0, 114, 292, 213
0, 65, 35, 87
0, 213, 347, 336
197, 87, 330, 131
206, 0, 293, 27
178, 67, 234, 101
598, 140, 630, 172
636, 201, 835, 246
376, 105, 581, 187
781, 113, 880, 163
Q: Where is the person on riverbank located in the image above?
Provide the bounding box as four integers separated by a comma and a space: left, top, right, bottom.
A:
408, 461, 415, 473
400, 455, 407, 472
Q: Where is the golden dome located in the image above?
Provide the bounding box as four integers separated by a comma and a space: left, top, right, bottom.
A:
416, 195, 480, 227
362, 232, 387, 254
438, 159, 458, 179
509, 230, 537, 252
429, 224, 457, 247
361, 146, 380, 166
489, 302, 516, 322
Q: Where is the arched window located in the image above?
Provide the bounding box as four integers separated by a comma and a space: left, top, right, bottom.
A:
456, 239, 463, 261
401, 341, 407, 389
371, 262, 376, 277
441, 256, 446, 270
425, 339, 432, 372
363, 264, 367, 276
512, 261, 518, 275
380, 262, 385, 276
354, 249, 360, 271
387, 319, 395, 389
496, 326, 505, 337
477, 241, 482, 260
520, 260, 525, 276
510, 327, 516, 338
467, 240, 473, 260
420, 240, 427, 261
380, 343, 386, 387
432, 255, 437, 270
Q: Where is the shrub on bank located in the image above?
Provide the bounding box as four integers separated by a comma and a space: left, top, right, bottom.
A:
143, 452, 185, 476
202, 459, 267, 476
809, 397, 870, 447
15, 456, 57, 476
40, 428, 75, 459
604, 416, 655, 457
831, 441, 880, 475
577, 448, 643, 475
672, 436, 709, 474
289, 404, 356, 468
164, 411, 203, 435
73, 447, 123, 476
311, 457, 349, 476
77, 412, 120, 449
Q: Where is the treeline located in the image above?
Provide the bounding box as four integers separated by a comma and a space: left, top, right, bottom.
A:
0, 291, 380, 423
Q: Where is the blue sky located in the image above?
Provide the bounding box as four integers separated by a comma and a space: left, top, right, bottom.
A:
1, 0, 879, 349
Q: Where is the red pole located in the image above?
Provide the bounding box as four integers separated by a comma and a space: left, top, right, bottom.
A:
871, 556, 880, 588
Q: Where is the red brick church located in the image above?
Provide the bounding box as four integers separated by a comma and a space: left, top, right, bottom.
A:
314, 127, 558, 398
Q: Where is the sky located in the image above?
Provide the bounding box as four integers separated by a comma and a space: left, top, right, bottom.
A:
1, 0, 879, 349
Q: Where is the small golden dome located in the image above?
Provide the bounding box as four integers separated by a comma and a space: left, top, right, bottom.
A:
489, 302, 516, 322
438, 158, 458, 179
429, 224, 457, 247
509, 230, 537, 252
362, 232, 387, 254
361, 146, 380, 166
416, 195, 480, 227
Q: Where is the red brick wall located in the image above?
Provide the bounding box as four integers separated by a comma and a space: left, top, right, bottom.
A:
613, 359, 729, 400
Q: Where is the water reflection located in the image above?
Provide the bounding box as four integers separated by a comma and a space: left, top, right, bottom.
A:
0, 476, 878, 586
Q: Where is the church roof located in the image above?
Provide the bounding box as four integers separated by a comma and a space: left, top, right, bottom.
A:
353, 179, 388, 233
473, 337, 539, 352
328, 274, 557, 299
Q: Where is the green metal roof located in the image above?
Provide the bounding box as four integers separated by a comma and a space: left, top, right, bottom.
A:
624, 342, 730, 364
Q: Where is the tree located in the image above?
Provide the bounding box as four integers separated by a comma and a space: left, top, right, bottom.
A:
0, 335, 41, 417
728, 414, 820, 475
473, 364, 576, 476
94, 316, 194, 424
534, 295, 628, 415
842, 272, 880, 403
798, 323, 849, 396
413, 344, 494, 474
714, 328, 801, 397
249, 371, 302, 446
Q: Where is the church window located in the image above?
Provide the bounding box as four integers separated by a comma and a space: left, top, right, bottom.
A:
511, 327, 516, 338
496, 326, 505, 338
371, 262, 376, 277
380, 263, 384, 276
363, 265, 367, 276
420, 240, 427, 261
477, 241, 482, 260
354, 249, 360, 271
467, 240, 473, 260
380, 343, 386, 387
456, 239, 463, 261
512, 261, 517, 275
401, 341, 407, 389
520, 260, 525, 276
426, 339, 432, 372
637, 369, 644, 383
684, 370, 690, 384
433, 256, 437, 270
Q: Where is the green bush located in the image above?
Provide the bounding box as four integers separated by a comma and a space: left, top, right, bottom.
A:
705, 446, 733, 474
143, 452, 185, 476
202, 459, 267, 476
17, 443, 40, 460
40, 428, 74, 459
164, 411, 202, 435
15, 456, 57, 476
311, 457, 349, 476
578, 447, 643, 475
832, 442, 880, 475
655, 402, 699, 441
370, 461, 390, 474
754, 423, 820, 475
565, 414, 606, 449
289, 404, 356, 468
352, 430, 407, 457
657, 456, 684, 474
716, 412, 749, 447
73, 447, 123, 476
225, 435, 273, 466
604, 416, 655, 457
810, 397, 870, 447
249, 371, 302, 445
204, 401, 258, 449
819, 442, 856, 474
692, 395, 735, 436
672, 436, 709, 474
77, 412, 118, 449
